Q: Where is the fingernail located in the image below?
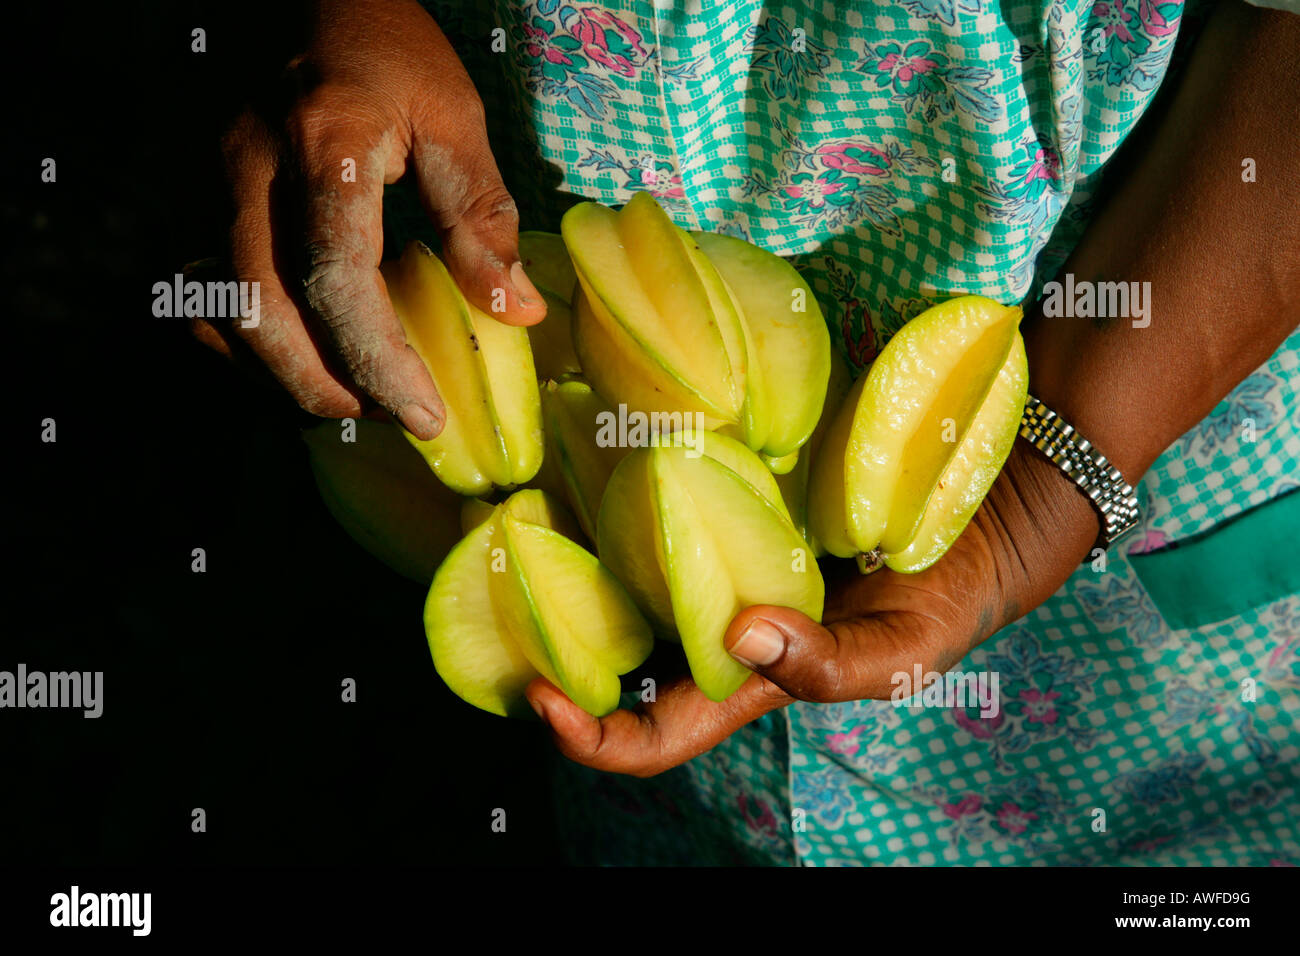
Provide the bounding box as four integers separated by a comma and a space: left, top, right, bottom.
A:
528, 696, 546, 721
397, 403, 443, 441
509, 261, 540, 306
729, 619, 785, 668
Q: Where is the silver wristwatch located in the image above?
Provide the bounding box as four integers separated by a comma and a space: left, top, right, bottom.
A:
1018, 394, 1141, 549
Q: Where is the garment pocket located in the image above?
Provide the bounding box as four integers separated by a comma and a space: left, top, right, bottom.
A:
1129, 488, 1300, 630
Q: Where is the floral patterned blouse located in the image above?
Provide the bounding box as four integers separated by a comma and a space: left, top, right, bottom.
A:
406, 0, 1300, 866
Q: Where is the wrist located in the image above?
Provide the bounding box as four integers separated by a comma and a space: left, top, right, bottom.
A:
975, 436, 1101, 628
1021, 314, 1158, 487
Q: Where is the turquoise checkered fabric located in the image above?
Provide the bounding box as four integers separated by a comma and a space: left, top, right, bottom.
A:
418, 0, 1299, 866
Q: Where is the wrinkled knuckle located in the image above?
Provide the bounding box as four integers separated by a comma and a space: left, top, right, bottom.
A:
756, 676, 793, 707
444, 83, 487, 127
464, 184, 519, 233
285, 97, 330, 152
294, 385, 359, 420
286, 84, 356, 145
809, 654, 849, 703
300, 244, 364, 323
288, 85, 392, 156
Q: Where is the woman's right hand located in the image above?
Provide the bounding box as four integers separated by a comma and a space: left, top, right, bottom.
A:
195, 0, 545, 439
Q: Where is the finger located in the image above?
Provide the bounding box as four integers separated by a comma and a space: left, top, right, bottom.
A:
190, 316, 234, 359
291, 98, 446, 440
724, 602, 970, 703
406, 36, 546, 327
526, 674, 792, 778
222, 111, 365, 419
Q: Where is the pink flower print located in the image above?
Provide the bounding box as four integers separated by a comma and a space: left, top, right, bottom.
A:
995, 801, 1037, 835
738, 793, 779, 833
952, 704, 1006, 740
1093, 2, 1136, 44
877, 49, 938, 86
1267, 637, 1295, 672
942, 794, 983, 819
1126, 528, 1169, 555
1133, 834, 1174, 854
1018, 688, 1061, 725
826, 724, 867, 757
570, 7, 647, 78
816, 142, 889, 177
1139, 0, 1178, 38
1025, 147, 1061, 184
843, 306, 877, 368
782, 173, 845, 208
524, 22, 575, 67
639, 169, 686, 201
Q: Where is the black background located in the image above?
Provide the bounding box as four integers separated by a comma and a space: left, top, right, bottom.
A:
5, 1, 563, 865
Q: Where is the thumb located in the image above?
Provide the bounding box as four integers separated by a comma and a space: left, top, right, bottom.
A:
724, 605, 921, 703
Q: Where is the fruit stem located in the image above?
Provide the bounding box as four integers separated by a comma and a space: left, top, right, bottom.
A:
856, 549, 884, 575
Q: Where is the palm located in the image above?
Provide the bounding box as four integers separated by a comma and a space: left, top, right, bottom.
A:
527, 441, 1097, 776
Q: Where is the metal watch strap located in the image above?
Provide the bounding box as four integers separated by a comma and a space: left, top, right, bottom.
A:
1018, 394, 1141, 549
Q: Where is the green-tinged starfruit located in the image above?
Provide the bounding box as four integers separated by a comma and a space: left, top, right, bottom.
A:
540, 378, 632, 542
598, 431, 824, 702
383, 241, 544, 496
519, 232, 582, 381
426, 489, 653, 718
693, 231, 830, 464
808, 295, 1029, 573
304, 417, 463, 584
519, 230, 577, 302
563, 191, 750, 431
776, 346, 853, 557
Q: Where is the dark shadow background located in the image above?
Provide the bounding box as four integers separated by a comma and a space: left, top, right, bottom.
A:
5, 2, 564, 864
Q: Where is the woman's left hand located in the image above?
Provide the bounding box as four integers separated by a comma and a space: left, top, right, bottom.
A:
525, 440, 1098, 777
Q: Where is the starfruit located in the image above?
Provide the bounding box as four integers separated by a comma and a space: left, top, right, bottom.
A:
598, 431, 825, 701
426, 489, 653, 718
808, 295, 1029, 573
562, 192, 830, 464
693, 231, 830, 464
383, 241, 544, 496
776, 346, 853, 557
303, 418, 464, 584
518, 231, 582, 381
539, 378, 631, 542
